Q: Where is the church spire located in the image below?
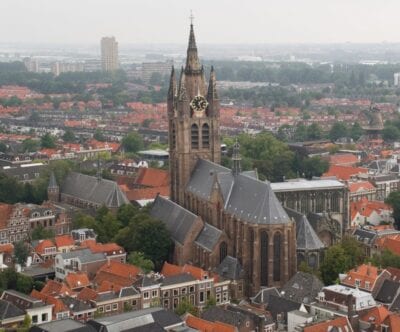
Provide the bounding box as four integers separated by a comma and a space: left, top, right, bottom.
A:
185, 21, 201, 73
232, 138, 241, 176
168, 66, 176, 100
177, 67, 187, 101
207, 66, 218, 100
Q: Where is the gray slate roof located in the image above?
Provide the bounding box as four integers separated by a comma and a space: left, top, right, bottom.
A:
194, 223, 222, 251
151, 196, 198, 245
251, 287, 280, 305
30, 319, 96, 332
0, 299, 25, 321
187, 159, 291, 225
281, 272, 324, 304
161, 273, 196, 286
60, 296, 94, 313
202, 306, 246, 328
61, 172, 129, 208
375, 279, 400, 304
285, 208, 325, 251
216, 255, 244, 280
266, 294, 301, 323
60, 248, 106, 264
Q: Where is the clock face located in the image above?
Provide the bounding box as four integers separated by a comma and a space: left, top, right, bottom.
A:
190, 95, 208, 112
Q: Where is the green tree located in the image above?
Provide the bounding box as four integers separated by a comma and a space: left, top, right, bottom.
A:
386, 191, 400, 229
14, 241, 29, 267
72, 213, 96, 230
175, 298, 198, 316
382, 125, 400, 141
0, 142, 7, 153
307, 123, 323, 140
301, 156, 329, 179
294, 124, 308, 141
117, 204, 139, 227
62, 129, 76, 142
205, 296, 217, 309
329, 122, 348, 141
16, 274, 34, 293
341, 236, 365, 267
22, 314, 31, 329
21, 138, 39, 152
320, 245, 350, 285
41, 133, 56, 148
95, 211, 121, 243
370, 249, 400, 269
122, 132, 144, 153
128, 251, 154, 273
93, 129, 106, 142
31, 225, 55, 240
350, 123, 364, 141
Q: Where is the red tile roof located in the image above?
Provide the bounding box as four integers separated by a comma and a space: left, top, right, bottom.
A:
348, 181, 375, 193
77, 287, 97, 302
97, 280, 123, 293
41, 279, 73, 297
136, 168, 169, 187
125, 186, 170, 201
329, 153, 358, 166
80, 240, 125, 255
95, 261, 141, 287
322, 165, 368, 181
54, 235, 74, 248
350, 198, 392, 221
341, 263, 380, 291
161, 262, 210, 281
360, 306, 391, 325
0, 243, 13, 254
303, 316, 353, 332
186, 314, 236, 332
65, 272, 90, 290
35, 239, 56, 255
31, 290, 68, 316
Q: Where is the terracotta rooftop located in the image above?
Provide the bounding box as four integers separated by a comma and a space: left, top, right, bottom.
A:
95, 261, 141, 287
329, 153, 358, 166
360, 306, 391, 325
342, 263, 380, 291
35, 239, 56, 255
349, 181, 375, 193
77, 287, 97, 302
303, 316, 353, 332
41, 279, 72, 297
0, 243, 13, 254
161, 262, 210, 281
185, 314, 236, 332
65, 272, 90, 290
54, 235, 74, 248
136, 168, 170, 187
0, 204, 12, 229
322, 165, 368, 181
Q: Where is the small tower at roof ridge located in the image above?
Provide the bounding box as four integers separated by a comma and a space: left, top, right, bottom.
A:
232, 138, 242, 176
47, 171, 60, 202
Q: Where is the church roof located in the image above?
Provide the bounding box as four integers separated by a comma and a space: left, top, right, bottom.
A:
187, 159, 291, 225
150, 195, 198, 245
61, 172, 129, 208
285, 208, 325, 250
195, 223, 222, 251
48, 171, 58, 189
216, 256, 244, 280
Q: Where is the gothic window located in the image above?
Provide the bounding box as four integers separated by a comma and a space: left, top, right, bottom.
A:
297, 253, 305, 265
300, 195, 308, 214
260, 231, 269, 286
202, 123, 210, 148
308, 253, 317, 268
249, 229, 254, 280
316, 194, 324, 212
273, 233, 281, 282
191, 124, 199, 149
219, 241, 227, 263
171, 122, 176, 149
331, 192, 340, 212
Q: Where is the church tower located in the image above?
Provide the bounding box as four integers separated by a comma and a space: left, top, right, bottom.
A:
168, 22, 221, 205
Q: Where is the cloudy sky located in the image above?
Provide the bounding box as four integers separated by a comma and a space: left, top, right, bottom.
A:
1, 0, 399, 44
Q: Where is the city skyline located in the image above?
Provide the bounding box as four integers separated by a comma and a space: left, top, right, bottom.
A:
1, 0, 400, 45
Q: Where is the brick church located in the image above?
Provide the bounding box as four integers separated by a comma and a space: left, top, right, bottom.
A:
151, 22, 297, 295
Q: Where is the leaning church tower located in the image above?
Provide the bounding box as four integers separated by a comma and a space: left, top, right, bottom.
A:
168, 22, 221, 205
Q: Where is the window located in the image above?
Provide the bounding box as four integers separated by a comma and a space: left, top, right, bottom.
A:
365, 281, 370, 290
199, 291, 205, 303
77, 314, 83, 319
112, 303, 118, 311
163, 290, 170, 298
202, 123, 210, 148
181, 287, 187, 295
216, 293, 221, 304
105, 305, 111, 312
32, 315, 38, 324
131, 300, 137, 306
163, 299, 169, 308
173, 289, 179, 296
216, 287, 221, 292
355, 279, 361, 287
173, 298, 179, 309
152, 290, 158, 298
191, 124, 199, 149
260, 231, 269, 286
143, 292, 149, 299
223, 292, 228, 302
41, 313, 48, 322
273, 233, 281, 282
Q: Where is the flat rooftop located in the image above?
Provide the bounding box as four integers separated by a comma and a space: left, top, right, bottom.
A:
271, 179, 345, 192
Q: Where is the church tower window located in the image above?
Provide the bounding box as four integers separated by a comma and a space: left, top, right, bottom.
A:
273, 233, 281, 282
171, 122, 176, 149
260, 231, 269, 286
202, 123, 209, 148
191, 124, 199, 149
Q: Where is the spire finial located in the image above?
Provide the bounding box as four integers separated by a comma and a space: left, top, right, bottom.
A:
232, 138, 241, 176
189, 10, 194, 26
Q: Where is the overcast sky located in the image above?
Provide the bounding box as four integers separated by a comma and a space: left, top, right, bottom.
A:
1, 0, 399, 44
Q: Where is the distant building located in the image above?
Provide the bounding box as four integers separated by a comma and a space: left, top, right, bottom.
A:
141, 60, 173, 83
394, 73, 400, 86
101, 36, 119, 72
51, 62, 84, 76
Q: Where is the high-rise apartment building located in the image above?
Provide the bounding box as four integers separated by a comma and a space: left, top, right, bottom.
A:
101, 36, 119, 72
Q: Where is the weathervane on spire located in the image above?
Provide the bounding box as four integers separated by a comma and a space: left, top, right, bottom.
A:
189, 10, 194, 25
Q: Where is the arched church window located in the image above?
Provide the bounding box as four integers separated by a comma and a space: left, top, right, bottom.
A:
273, 232, 281, 282
249, 229, 254, 280
331, 192, 340, 212
316, 194, 324, 213
191, 124, 199, 149
308, 253, 317, 268
202, 123, 210, 148
171, 122, 176, 149
260, 231, 269, 286
219, 241, 227, 263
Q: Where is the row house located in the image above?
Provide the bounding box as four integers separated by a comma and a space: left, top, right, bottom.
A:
348, 181, 376, 202
350, 198, 393, 227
